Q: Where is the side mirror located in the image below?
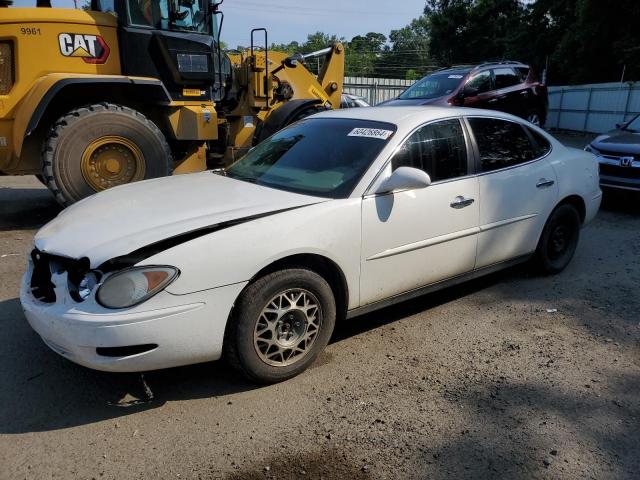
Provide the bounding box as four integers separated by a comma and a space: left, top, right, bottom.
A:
376, 167, 431, 194
615, 123, 623, 129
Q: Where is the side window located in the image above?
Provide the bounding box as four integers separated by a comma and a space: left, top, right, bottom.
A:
527, 127, 552, 156
469, 118, 536, 172
493, 67, 521, 89
391, 119, 468, 182
128, 0, 165, 28
465, 70, 493, 95
516, 67, 530, 82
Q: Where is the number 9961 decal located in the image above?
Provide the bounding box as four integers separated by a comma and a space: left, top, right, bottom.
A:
58, 33, 110, 64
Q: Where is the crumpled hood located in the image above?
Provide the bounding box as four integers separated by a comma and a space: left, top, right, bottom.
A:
35, 172, 323, 268
592, 129, 640, 154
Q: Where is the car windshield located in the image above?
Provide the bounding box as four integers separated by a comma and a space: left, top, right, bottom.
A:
225, 118, 396, 198
624, 115, 640, 132
398, 72, 467, 100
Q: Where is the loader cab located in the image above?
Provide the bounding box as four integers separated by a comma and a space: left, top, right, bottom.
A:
91, 0, 225, 101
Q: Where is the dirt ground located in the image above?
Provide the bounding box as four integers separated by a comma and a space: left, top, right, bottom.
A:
1, 133, 639, 480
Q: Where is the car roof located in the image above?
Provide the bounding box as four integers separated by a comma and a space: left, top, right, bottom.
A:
313, 106, 524, 128
434, 62, 529, 75
433, 67, 472, 75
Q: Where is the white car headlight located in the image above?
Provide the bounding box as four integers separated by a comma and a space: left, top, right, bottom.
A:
97, 266, 179, 309
584, 144, 597, 153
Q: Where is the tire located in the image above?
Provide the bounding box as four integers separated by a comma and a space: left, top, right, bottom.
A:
42, 103, 172, 206
223, 268, 336, 384
533, 204, 581, 274
253, 105, 324, 145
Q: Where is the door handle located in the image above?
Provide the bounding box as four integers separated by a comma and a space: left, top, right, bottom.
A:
536, 179, 555, 188
488, 98, 499, 103
450, 196, 475, 209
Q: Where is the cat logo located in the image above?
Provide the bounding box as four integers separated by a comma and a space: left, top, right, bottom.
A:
58, 33, 110, 64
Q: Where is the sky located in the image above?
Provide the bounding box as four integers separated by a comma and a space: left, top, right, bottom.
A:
12, 0, 428, 46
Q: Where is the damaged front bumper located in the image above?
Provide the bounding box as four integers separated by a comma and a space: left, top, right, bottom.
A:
20, 260, 247, 372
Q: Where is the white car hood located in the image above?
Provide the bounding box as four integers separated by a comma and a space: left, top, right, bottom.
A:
35, 172, 324, 268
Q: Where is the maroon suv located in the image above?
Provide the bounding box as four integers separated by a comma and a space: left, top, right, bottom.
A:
380, 61, 548, 126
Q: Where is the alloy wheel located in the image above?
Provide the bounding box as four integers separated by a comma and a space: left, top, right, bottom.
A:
253, 289, 322, 367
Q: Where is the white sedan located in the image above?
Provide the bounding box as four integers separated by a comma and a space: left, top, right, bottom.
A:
21, 107, 602, 383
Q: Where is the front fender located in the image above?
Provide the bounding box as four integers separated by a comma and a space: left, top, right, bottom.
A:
12, 73, 170, 159
140, 199, 363, 309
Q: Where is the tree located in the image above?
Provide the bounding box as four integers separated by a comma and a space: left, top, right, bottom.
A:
346, 32, 387, 77
374, 15, 433, 78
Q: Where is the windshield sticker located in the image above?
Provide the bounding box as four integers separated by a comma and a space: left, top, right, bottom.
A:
348, 128, 394, 140
448, 74, 463, 79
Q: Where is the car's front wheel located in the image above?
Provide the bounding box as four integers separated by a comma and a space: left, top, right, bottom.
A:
533, 204, 581, 274
224, 269, 336, 383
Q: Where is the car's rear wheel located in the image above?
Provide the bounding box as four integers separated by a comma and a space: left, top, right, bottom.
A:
533, 204, 581, 274
223, 269, 336, 383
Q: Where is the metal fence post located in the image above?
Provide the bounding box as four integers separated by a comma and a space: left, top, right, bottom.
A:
583, 87, 593, 132
623, 82, 632, 123
556, 89, 565, 130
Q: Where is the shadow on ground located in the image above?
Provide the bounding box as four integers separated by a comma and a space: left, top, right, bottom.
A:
0, 268, 513, 435
0, 186, 61, 231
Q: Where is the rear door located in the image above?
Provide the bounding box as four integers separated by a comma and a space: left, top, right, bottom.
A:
466, 116, 558, 269
360, 118, 479, 305
491, 67, 525, 117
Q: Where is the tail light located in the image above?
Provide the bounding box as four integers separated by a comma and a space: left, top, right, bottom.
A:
0, 41, 14, 95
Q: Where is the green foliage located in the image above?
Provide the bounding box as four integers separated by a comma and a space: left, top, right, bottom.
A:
426, 0, 640, 84
263, 0, 640, 84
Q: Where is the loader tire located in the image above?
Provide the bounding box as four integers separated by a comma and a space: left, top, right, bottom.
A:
42, 103, 171, 206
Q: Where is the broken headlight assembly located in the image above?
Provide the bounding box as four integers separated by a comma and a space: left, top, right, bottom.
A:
96, 266, 179, 309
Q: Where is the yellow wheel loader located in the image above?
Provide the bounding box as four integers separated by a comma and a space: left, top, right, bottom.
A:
0, 0, 344, 205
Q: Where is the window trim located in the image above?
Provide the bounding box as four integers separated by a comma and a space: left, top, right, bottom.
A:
364, 116, 476, 197
462, 115, 554, 176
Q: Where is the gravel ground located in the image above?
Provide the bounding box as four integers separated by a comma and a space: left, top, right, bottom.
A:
0, 133, 638, 480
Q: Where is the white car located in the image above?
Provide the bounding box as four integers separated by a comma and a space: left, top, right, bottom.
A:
21, 107, 602, 383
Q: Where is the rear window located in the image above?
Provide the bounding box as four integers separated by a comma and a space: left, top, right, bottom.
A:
225, 118, 396, 198
516, 67, 530, 82
468, 117, 536, 172
493, 67, 521, 89
527, 127, 552, 156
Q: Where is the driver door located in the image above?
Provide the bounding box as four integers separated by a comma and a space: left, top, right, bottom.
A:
359, 119, 480, 306
462, 70, 495, 110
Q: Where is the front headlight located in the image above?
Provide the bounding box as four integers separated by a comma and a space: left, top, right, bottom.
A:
584, 144, 597, 154
97, 266, 179, 309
